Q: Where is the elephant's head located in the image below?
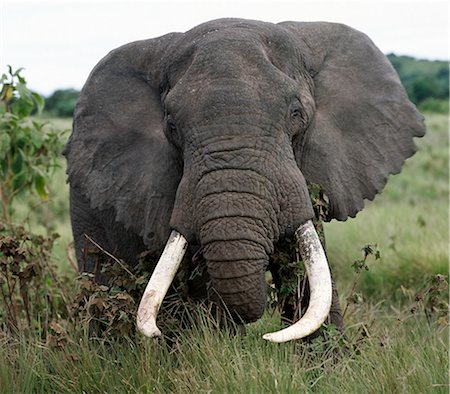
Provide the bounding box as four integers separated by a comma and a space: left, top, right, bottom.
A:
64, 19, 425, 342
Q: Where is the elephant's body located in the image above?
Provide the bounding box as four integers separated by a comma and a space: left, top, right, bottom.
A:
65, 19, 424, 329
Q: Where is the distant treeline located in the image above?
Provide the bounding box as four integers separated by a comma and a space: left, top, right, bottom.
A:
43, 54, 449, 117
45, 88, 79, 117
387, 54, 449, 114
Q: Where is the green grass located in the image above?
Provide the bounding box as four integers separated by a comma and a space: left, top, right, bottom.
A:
1, 113, 448, 392
0, 309, 447, 393
325, 113, 448, 299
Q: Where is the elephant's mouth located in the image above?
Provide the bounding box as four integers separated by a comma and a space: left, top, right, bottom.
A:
136, 220, 332, 343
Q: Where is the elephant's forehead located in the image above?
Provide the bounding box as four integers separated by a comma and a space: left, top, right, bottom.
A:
184, 18, 277, 42
171, 19, 286, 58
166, 21, 300, 82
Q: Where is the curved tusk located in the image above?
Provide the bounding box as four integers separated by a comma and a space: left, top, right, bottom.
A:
263, 220, 332, 343
137, 230, 188, 337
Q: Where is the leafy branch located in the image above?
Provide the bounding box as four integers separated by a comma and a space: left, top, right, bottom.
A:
0, 66, 66, 223
343, 244, 381, 318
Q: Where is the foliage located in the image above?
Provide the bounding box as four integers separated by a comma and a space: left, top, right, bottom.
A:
70, 247, 154, 339
0, 224, 72, 338
419, 97, 449, 114
44, 89, 79, 117
0, 67, 66, 223
408, 274, 448, 326
388, 54, 449, 112
343, 244, 381, 317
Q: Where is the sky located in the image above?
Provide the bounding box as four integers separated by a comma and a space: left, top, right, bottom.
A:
1, 0, 449, 96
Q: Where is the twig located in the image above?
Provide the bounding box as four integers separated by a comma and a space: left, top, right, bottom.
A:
295, 247, 307, 321
0, 185, 10, 223
66, 243, 78, 273
342, 271, 362, 319
84, 234, 137, 279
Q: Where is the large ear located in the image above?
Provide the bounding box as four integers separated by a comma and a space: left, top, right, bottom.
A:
280, 22, 425, 221
64, 34, 182, 250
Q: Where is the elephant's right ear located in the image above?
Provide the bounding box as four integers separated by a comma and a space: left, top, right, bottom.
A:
281, 22, 425, 221
64, 34, 182, 251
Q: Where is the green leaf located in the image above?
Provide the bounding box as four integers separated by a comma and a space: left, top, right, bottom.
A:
12, 171, 27, 192
11, 150, 23, 174
29, 128, 43, 149
11, 67, 24, 77
0, 132, 11, 160
16, 82, 33, 101
32, 92, 45, 113
12, 98, 33, 118
34, 174, 48, 201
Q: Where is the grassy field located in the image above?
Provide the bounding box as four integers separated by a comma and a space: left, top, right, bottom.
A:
1, 113, 448, 393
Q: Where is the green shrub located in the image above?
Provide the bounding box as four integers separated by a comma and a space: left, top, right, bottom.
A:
0, 66, 66, 222
45, 89, 79, 117
419, 97, 449, 114
387, 54, 449, 111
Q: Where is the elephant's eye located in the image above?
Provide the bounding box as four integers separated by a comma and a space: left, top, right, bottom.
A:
165, 114, 183, 149
291, 108, 301, 119
167, 116, 177, 132
287, 99, 308, 140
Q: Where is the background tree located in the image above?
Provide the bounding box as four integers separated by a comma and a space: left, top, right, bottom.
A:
44, 89, 80, 117
387, 54, 449, 113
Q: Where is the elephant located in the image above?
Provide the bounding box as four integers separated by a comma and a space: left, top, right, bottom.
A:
64, 18, 425, 342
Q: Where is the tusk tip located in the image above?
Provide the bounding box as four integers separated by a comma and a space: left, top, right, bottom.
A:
137, 319, 162, 338
262, 332, 279, 342
262, 333, 273, 341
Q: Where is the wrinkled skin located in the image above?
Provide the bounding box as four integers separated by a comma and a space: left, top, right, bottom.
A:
64, 19, 425, 327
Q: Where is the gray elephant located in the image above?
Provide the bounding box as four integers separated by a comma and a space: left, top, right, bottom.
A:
64, 18, 425, 342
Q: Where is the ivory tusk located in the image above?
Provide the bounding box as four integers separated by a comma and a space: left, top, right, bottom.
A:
263, 220, 332, 343
136, 230, 188, 337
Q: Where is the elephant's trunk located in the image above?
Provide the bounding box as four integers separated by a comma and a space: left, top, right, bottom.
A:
195, 167, 279, 322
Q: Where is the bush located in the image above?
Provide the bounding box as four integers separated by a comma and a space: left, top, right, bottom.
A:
0, 225, 72, 338
387, 54, 449, 111
45, 89, 79, 117
419, 98, 449, 114
0, 66, 66, 222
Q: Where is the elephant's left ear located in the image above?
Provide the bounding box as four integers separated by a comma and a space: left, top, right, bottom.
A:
281, 22, 425, 221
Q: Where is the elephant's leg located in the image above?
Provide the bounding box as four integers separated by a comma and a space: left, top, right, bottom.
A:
70, 187, 146, 285
70, 188, 113, 285
329, 279, 344, 333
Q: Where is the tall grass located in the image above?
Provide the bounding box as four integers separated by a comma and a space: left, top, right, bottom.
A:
1, 306, 447, 393
0, 113, 448, 393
